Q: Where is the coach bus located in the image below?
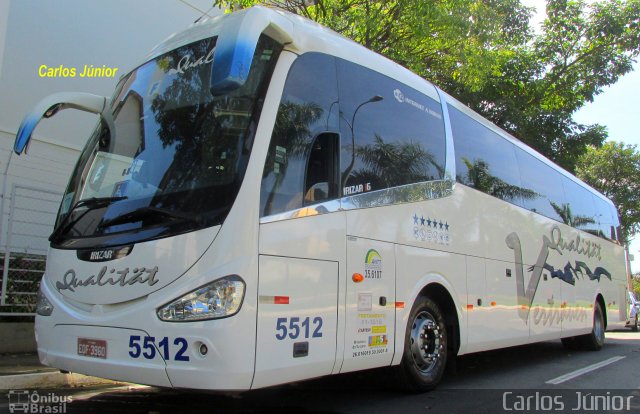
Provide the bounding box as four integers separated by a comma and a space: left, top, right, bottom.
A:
14, 6, 628, 391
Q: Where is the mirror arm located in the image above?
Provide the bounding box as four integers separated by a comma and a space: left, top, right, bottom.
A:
14, 92, 111, 155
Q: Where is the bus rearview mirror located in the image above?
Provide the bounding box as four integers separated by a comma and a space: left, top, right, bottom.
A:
14, 92, 111, 155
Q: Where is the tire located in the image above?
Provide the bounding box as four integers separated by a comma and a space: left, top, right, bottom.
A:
561, 336, 579, 350
396, 297, 448, 392
632, 315, 638, 332
577, 302, 605, 351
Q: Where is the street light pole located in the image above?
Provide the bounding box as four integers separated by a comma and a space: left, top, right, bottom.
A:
341, 95, 383, 190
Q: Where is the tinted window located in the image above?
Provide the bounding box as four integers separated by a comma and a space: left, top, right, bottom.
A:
560, 177, 598, 233
515, 149, 565, 221
338, 60, 446, 194
260, 53, 339, 216
450, 106, 529, 203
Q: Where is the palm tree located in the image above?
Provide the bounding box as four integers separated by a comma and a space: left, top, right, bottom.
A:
460, 158, 537, 202
349, 134, 444, 189
550, 201, 595, 229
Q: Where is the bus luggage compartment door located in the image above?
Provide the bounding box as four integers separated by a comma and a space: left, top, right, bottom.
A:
253, 255, 338, 389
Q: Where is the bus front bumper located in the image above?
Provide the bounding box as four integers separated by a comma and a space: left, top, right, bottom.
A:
36, 324, 173, 387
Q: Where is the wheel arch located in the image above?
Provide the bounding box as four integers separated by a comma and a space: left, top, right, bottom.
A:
595, 293, 607, 329
393, 274, 464, 366
418, 283, 461, 357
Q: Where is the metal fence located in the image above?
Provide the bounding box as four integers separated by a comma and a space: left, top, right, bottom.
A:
0, 185, 62, 316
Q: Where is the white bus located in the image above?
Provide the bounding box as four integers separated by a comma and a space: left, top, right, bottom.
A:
15, 6, 628, 391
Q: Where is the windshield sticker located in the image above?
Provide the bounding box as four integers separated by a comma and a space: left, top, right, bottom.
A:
364, 249, 382, 279
169, 47, 215, 75
275, 146, 287, 164
412, 212, 451, 245
393, 88, 442, 119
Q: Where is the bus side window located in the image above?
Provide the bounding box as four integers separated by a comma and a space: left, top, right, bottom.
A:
337, 59, 446, 194
260, 53, 339, 217
304, 133, 339, 205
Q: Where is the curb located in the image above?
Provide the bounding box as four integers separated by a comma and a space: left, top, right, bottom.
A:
0, 372, 126, 391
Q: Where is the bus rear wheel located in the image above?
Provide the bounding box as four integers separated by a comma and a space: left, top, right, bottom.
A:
396, 297, 448, 392
577, 302, 605, 351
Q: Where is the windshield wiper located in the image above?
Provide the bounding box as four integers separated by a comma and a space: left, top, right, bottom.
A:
49, 196, 127, 242
98, 206, 201, 229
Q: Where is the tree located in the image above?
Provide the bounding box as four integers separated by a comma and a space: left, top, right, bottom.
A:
550, 201, 595, 229
213, 0, 640, 172
575, 142, 640, 244
460, 158, 538, 203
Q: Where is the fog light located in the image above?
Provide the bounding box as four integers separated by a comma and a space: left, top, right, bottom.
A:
199, 343, 208, 356
36, 284, 54, 316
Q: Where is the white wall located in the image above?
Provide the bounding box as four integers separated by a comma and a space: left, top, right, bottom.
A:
0, 0, 221, 251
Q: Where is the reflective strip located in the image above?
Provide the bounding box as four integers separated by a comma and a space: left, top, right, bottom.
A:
259, 295, 290, 304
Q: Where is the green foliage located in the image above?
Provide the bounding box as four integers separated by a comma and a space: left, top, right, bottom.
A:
212, 0, 640, 172
550, 201, 595, 228
633, 274, 640, 295
461, 158, 538, 202
575, 142, 640, 243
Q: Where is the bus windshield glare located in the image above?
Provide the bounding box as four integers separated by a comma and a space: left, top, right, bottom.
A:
52, 35, 281, 248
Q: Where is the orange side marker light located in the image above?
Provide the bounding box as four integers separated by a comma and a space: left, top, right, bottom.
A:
274, 296, 289, 305
352, 273, 364, 283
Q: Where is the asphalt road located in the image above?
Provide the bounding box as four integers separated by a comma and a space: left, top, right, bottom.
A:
3, 330, 640, 414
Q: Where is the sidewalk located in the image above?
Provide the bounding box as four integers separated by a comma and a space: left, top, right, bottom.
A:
0, 353, 124, 390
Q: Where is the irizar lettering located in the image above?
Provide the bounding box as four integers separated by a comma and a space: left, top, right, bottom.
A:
89, 250, 113, 261
343, 183, 371, 195
56, 266, 159, 292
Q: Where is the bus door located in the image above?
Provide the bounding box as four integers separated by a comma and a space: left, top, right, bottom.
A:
253, 52, 343, 388
341, 235, 395, 372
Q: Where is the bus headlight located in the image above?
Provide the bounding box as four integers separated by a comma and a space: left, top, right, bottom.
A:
157, 275, 245, 322
36, 285, 54, 316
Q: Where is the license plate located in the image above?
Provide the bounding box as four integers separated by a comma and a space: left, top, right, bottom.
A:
77, 338, 107, 359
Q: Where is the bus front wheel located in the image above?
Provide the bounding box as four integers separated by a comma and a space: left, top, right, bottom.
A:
396, 297, 448, 392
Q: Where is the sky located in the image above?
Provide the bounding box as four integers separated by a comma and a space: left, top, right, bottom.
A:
522, 0, 640, 272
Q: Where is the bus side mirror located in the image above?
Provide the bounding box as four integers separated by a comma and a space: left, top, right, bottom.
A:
210, 7, 293, 95
14, 92, 110, 155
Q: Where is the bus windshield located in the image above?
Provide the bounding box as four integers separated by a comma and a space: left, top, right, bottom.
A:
52, 34, 281, 248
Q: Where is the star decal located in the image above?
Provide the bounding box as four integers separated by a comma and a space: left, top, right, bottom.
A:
427, 218, 432, 227
420, 216, 425, 226
439, 221, 444, 229
445, 222, 449, 231
413, 214, 419, 225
